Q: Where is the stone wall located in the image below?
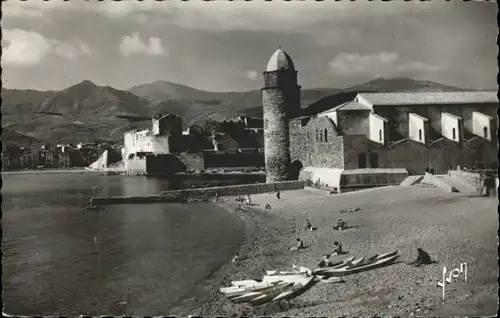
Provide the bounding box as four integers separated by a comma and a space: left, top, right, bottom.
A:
91, 180, 305, 205
387, 139, 430, 174
463, 138, 498, 169
289, 119, 309, 165
428, 138, 464, 173
343, 135, 387, 170
303, 116, 344, 169
336, 110, 370, 136
202, 152, 264, 168
124, 156, 147, 175
340, 169, 409, 190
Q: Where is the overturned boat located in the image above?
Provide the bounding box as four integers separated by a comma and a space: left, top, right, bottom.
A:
221, 274, 316, 306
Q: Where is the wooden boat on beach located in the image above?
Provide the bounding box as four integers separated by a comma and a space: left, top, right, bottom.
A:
317, 254, 399, 277
314, 255, 355, 274
222, 275, 316, 306
248, 276, 316, 306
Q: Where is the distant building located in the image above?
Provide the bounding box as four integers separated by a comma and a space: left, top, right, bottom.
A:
123, 113, 185, 174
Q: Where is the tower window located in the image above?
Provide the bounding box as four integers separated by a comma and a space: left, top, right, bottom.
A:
379, 130, 382, 141
320, 131, 323, 142
483, 126, 488, 138
324, 129, 328, 142
452, 128, 456, 140
307, 131, 310, 139
315, 129, 319, 142
419, 129, 422, 141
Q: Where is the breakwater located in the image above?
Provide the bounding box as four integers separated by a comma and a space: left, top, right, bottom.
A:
91, 180, 305, 206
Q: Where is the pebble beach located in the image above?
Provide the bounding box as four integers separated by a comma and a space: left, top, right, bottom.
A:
168, 186, 498, 317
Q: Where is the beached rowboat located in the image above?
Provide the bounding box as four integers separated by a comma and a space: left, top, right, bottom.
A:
317, 254, 399, 277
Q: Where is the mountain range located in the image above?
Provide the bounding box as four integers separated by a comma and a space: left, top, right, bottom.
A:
1, 77, 466, 148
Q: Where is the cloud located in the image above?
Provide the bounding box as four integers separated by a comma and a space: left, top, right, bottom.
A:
328, 52, 441, 76
118, 33, 167, 57
2, 0, 435, 32
244, 70, 259, 81
1, 29, 92, 66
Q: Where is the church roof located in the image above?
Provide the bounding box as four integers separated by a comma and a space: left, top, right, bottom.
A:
357, 91, 498, 106
265, 47, 295, 72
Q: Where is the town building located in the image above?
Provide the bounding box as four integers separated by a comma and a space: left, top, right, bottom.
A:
260, 48, 498, 190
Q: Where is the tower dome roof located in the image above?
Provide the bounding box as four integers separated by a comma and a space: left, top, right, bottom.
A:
265, 47, 295, 72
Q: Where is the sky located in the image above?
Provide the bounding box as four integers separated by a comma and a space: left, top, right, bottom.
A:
1, 0, 498, 92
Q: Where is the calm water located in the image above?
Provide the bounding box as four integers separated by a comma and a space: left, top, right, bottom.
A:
1, 172, 245, 315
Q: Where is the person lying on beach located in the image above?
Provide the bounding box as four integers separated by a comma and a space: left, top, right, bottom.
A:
331, 241, 344, 256
290, 238, 306, 251
409, 248, 435, 267
304, 220, 317, 231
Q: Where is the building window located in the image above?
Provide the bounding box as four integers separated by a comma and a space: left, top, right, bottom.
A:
358, 153, 367, 168
379, 130, 382, 141
452, 128, 456, 140
419, 129, 422, 141
320, 131, 323, 142
324, 129, 328, 142
483, 126, 488, 138
315, 129, 319, 142
307, 131, 310, 139
370, 153, 379, 168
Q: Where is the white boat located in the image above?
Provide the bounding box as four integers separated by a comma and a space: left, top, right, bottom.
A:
248, 276, 315, 306
221, 281, 287, 298
229, 282, 294, 303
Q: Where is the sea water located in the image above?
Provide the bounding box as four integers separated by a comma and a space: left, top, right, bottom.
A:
1, 172, 244, 315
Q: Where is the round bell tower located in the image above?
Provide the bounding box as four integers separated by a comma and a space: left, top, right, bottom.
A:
262, 47, 301, 182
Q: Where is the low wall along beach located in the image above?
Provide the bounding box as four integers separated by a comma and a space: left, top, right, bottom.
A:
91, 180, 305, 206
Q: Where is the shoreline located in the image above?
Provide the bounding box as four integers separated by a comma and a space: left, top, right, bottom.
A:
1, 168, 95, 175
169, 186, 498, 316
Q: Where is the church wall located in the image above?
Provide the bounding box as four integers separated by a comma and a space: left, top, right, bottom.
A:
342, 135, 388, 170
336, 111, 370, 136
304, 116, 344, 169
289, 119, 310, 165
374, 104, 497, 142
387, 140, 430, 174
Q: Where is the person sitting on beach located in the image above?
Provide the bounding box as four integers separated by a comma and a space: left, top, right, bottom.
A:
245, 194, 251, 205
331, 241, 343, 255
232, 253, 240, 263
290, 238, 305, 251
409, 248, 434, 267
305, 220, 317, 231
318, 254, 333, 268
334, 218, 347, 230
265, 204, 272, 210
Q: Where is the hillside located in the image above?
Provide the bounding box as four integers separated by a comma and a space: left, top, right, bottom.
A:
1, 77, 465, 147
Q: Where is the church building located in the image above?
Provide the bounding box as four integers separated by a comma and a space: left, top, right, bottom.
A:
261, 48, 498, 190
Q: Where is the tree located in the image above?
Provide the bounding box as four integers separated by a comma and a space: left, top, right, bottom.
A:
201, 119, 221, 136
